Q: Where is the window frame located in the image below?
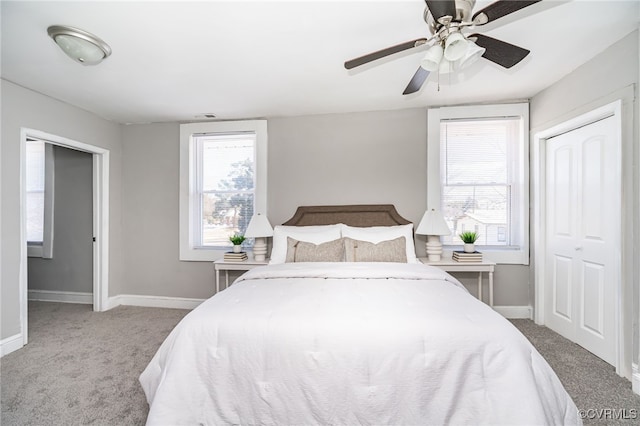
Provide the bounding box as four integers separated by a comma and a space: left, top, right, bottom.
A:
179, 120, 267, 261
26, 141, 54, 259
427, 103, 529, 265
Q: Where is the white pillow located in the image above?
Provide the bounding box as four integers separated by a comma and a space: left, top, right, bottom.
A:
340, 223, 418, 263
269, 224, 343, 264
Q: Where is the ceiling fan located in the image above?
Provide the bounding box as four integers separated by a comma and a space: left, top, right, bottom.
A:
344, 0, 541, 95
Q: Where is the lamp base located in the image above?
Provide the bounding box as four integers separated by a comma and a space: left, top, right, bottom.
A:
425, 235, 443, 262
252, 237, 267, 262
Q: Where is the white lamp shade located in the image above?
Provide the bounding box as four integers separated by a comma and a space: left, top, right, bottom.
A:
458, 41, 486, 70
415, 209, 451, 236
420, 44, 443, 72
244, 213, 273, 238
444, 32, 468, 62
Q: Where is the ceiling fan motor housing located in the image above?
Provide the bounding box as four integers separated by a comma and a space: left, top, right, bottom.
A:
424, 0, 476, 34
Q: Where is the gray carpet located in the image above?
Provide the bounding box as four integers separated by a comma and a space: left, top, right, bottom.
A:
1, 302, 188, 426
1, 302, 638, 425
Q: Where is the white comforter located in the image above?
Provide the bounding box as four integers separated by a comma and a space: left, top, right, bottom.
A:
140, 262, 580, 425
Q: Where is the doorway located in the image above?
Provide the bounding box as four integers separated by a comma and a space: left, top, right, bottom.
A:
533, 100, 625, 375
19, 128, 110, 346
27, 142, 94, 303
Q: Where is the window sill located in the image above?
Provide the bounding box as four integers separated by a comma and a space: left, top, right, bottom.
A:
27, 244, 43, 258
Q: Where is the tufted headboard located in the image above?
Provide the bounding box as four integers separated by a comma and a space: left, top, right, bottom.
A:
282, 204, 411, 227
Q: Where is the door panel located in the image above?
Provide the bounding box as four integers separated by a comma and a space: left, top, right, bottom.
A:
552, 146, 573, 237
581, 261, 604, 336
553, 255, 572, 321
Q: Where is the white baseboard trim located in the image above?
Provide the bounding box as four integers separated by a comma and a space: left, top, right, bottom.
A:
632, 363, 640, 396
28, 289, 93, 304
108, 294, 205, 310
1, 333, 24, 357
493, 305, 532, 319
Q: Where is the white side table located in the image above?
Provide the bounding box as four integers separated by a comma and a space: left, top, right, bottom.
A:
419, 257, 496, 306
213, 259, 268, 293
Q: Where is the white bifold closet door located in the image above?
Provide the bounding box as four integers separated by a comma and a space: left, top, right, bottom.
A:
544, 115, 619, 366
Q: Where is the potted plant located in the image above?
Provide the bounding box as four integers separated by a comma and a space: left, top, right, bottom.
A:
459, 231, 479, 253
229, 233, 246, 253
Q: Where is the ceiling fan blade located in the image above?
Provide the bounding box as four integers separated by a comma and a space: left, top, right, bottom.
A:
403, 67, 430, 95
471, 34, 530, 69
344, 38, 428, 69
472, 0, 541, 25
425, 0, 456, 21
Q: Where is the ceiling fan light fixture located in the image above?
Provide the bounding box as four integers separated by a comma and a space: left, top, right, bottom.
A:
420, 44, 444, 72
444, 31, 468, 62
47, 25, 111, 65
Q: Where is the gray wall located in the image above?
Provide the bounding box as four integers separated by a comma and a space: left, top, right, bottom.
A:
120, 108, 530, 304
529, 31, 639, 366
121, 123, 215, 299
1, 79, 123, 341
28, 145, 93, 294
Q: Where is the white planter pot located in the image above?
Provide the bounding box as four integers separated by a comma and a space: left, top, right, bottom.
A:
463, 243, 475, 253
233, 245, 242, 253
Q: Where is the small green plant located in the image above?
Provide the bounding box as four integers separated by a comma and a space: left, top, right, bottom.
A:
229, 233, 246, 245
459, 231, 479, 244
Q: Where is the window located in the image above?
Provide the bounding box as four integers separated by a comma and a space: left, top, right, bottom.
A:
427, 103, 529, 264
26, 139, 54, 258
179, 120, 267, 261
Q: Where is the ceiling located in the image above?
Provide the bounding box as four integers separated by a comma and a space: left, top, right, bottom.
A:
2, 1, 638, 124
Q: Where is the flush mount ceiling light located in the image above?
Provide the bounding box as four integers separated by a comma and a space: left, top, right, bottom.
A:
47, 25, 111, 65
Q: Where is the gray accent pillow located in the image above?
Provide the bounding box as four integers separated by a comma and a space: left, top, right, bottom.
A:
344, 236, 408, 263
285, 237, 345, 263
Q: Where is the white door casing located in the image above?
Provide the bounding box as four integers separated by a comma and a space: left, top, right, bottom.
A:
19, 128, 110, 347
544, 115, 619, 366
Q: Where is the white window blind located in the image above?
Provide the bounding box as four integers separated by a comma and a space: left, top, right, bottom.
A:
440, 118, 519, 246
195, 133, 255, 248
26, 140, 45, 243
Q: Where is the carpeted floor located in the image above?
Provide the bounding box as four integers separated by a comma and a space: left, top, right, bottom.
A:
1, 302, 639, 425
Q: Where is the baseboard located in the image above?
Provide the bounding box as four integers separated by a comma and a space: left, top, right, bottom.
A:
108, 294, 205, 310
632, 363, 640, 396
28, 289, 93, 304
1, 333, 24, 357
493, 305, 532, 319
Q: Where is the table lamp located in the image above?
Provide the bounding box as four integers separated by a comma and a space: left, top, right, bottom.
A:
244, 213, 273, 261
416, 208, 451, 261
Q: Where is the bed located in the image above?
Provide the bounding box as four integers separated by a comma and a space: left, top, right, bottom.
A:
140, 204, 580, 425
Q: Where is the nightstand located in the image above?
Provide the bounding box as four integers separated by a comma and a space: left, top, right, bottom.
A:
213, 258, 268, 293
419, 257, 496, 306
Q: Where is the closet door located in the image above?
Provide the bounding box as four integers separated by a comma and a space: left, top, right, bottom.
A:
544, 115, 619, 366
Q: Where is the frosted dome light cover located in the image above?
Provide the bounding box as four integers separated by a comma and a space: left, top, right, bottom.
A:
48, 25, 111, 65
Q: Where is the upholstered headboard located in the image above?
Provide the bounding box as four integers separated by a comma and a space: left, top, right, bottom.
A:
282, 204, 411, 227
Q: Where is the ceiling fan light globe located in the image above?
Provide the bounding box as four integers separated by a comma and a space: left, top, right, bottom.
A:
420, 44, 443, 72
458, 41, 485, 70
444, 32, 468, 62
